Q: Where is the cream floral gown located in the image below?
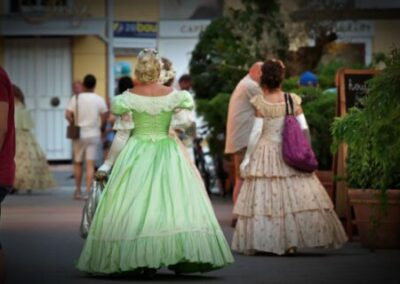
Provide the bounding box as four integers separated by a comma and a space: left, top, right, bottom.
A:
232, 94, 347, 255
14, 101, 56, 191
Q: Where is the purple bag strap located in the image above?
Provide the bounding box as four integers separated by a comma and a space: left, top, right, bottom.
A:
284, 93, 294, 116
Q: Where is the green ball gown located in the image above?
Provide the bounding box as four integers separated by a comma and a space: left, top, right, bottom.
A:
76, 90, 234, 274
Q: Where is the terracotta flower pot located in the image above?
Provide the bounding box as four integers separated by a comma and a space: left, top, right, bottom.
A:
348, 189, 400, 249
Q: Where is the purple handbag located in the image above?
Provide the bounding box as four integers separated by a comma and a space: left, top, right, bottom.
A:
282, 93, 318, 172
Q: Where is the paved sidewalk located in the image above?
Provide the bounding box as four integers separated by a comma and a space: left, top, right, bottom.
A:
1, 166, 399, 284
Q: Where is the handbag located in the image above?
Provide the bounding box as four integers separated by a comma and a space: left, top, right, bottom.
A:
282, 93, 318, 172
80, 179, 106, 239
66, 95, 80, 139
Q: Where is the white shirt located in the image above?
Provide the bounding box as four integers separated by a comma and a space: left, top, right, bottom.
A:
225, 75, 262, 154
67, 92, 108, 139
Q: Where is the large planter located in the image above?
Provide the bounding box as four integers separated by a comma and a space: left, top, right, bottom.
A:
348, 189, 400, 249
316, 170, 334, 200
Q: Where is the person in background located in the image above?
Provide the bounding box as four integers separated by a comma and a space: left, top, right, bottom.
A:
72, 80, 83, 96
0, 67, 15, 284
103, 76, 134, 160
232, 59, 347, 255
117, 76, 134, 95
13, 85, 56, 193
65, 74, 108, 200
299, 71, 318, 87
225, 62, 263, 227
178, 74, 192, 91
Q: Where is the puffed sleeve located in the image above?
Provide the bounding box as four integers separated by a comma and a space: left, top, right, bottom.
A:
111, 94, 135, 130
172, 91, 196, 129
250, 95, 264, 116
290, 93, 302, 113
111, 94, 130, 115
177, 91, 194, 110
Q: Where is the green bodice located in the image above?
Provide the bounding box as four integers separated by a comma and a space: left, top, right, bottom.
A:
111, 90, 194, 140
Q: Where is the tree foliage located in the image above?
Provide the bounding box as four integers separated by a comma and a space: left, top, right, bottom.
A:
190, 0, 288, 101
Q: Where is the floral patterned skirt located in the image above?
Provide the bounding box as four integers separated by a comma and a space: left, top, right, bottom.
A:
232, 139, 347, 255
14, 130, 56, 191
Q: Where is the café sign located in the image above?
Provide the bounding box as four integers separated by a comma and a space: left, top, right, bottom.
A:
159, 20, 211, 38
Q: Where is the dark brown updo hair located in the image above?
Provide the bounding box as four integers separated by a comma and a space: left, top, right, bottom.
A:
260, 59, 286, 90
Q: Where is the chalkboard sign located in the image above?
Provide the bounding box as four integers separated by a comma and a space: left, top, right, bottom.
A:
337, 69, 377, 116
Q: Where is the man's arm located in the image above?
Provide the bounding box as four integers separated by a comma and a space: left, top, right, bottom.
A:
246, 84, 263, 99
65, 110, 74, 124
0, 102, 9, 150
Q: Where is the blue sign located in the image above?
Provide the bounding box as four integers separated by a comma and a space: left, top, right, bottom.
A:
113, 21, 158, 38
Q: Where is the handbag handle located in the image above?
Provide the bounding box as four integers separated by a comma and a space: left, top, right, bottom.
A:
74, 94, 79, 126
284, 93, 294, 116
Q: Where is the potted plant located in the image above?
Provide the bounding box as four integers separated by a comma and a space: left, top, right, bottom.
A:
331, 48, 400, 249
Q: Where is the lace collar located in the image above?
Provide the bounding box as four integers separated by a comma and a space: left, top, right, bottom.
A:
120, 90, 183, 115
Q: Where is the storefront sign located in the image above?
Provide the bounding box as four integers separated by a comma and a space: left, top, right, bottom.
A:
336, 21, 374, 37
114, 21, 158, 38
159, 20, 210, 38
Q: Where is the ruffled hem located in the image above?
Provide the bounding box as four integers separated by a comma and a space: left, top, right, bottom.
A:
234, 175, 333, 217
14, 130, 56, 190
242, 139, 309, 178
77, 230, 234, 274
232, 210, 348, 255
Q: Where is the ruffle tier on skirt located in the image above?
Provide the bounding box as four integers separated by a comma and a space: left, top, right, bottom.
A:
232, 139, 347, 255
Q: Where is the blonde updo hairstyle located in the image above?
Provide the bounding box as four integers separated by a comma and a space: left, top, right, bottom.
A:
134, 49, 162, 84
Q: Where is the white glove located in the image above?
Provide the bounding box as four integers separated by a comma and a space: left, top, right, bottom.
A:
296, 113, 309, 130
296, 113, 311, 144
97, 129, 130, 174
240, 117, 264, 176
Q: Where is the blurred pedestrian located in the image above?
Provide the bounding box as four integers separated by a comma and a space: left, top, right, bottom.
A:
76, 49, 233, 277
0, 67, 15, 284
225, 62, 263, 226
178, 74, 192, 91
116, 76, 134, 95
72, 80, 83, 96
299, 71, 318, 87
13, 85, 56, 193
65, 74, 107, 200
232, 59, 347, 255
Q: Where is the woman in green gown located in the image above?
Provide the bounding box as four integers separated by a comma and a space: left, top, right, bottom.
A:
76, 49, 234, 276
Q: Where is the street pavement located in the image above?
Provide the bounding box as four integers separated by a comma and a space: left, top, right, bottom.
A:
1, 165, 399, 284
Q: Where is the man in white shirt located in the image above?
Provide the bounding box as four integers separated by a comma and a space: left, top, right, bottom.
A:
65, 74, 107, 199
225, 62, 263, 225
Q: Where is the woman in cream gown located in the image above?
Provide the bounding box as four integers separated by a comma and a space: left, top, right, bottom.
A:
232, 59, 347, 255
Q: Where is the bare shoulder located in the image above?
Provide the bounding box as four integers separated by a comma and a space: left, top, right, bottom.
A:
158, 85, 174, 96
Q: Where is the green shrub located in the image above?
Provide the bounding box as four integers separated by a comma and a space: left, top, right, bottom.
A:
331, 48, 400, 190
282, 76, 299, 92
302, 92, 336, 170
196, 93, 231, 154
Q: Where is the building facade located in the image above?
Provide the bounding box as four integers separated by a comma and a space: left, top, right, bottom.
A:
0, 0, 399, 160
